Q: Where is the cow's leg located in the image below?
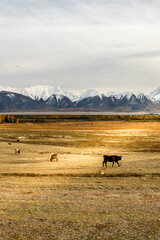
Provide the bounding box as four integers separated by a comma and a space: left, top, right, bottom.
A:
117, 161, 120, 167
112, 161, 114, 167
103, 161, 107, 167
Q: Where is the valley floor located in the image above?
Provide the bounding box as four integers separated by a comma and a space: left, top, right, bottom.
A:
0, 121, 160, 239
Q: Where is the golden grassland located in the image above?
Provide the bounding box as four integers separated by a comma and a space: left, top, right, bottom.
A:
0, 121, 160, 239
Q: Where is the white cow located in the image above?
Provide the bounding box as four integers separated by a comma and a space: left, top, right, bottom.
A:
15, 149, 20, 154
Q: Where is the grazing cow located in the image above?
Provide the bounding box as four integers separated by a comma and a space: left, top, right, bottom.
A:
49, 153, 58, 162
15, 149, 20, 155
103, 155, 122, 167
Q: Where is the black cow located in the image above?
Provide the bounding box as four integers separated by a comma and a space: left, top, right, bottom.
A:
103, 155, 122, 167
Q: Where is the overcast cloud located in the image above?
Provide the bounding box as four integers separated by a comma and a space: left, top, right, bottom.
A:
0, 0, 160, 93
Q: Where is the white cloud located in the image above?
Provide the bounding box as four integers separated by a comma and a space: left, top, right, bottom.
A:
0, 0, 160, 92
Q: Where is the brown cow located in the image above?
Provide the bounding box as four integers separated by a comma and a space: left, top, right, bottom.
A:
103, 155, 122, 167
49, 153, 58, 162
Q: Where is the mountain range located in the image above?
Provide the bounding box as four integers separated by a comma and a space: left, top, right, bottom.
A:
0, 85, 160, 112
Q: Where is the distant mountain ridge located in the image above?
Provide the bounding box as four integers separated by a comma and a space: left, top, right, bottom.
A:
0, 85, 156, 101
0, 85, 160, 112
0, 85, 81, 102
0, 91, 52, 112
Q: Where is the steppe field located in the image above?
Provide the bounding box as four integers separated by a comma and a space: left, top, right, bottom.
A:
0, 120, 160, 240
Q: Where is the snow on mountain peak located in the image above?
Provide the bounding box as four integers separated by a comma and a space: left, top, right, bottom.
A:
0, 85, 79, 101
105, 91, 134, 100
0, 85, 18, 93
79, 89, 104, 101
64, 91, 81, 102
18, 85, 65, 101
151, 87, 160, 96
150, 87, 160, 103
0, 84, 158, 105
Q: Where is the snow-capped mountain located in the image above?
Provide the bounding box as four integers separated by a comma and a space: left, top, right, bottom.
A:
3, 85, 80, 102
45, 94, 74, 108
0, 91, 51, 111
78, 89, 104, 101
105, 91, 146, 102
108, 92, 133, 100
0, 85, 152, 103
18, 85, 66, 101
115, 92, 149, 105
0, 85, 160, 112
75, 91, 155, 111
150, 87, 160, 105
0, 85, 67, 101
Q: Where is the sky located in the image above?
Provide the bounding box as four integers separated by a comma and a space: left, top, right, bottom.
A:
0, 0, 160, 93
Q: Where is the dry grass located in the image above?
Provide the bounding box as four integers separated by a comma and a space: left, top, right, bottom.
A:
0, 121, 160, 239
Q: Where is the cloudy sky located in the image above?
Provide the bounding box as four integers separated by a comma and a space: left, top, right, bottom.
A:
0, 0, 160, 93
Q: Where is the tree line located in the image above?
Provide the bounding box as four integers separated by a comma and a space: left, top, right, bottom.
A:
1, 114, 160, 123
0, 115, 19, 123
14, 114, 160, 123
